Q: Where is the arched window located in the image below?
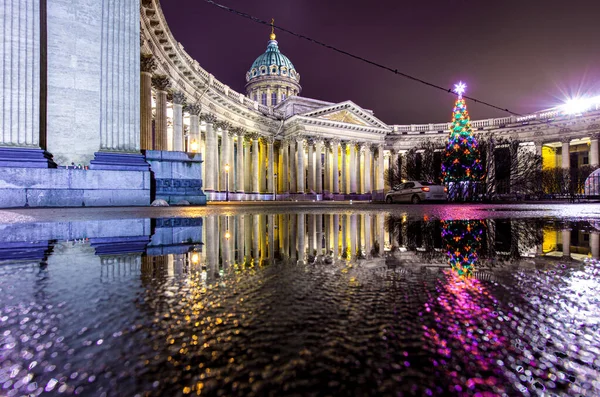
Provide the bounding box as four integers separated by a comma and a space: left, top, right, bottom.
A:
271, 92, 277, 106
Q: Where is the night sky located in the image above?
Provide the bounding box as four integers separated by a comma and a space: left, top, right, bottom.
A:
161, 0, 600, 125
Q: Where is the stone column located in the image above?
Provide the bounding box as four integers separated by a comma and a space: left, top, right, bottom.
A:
590, 135, 599, 167
341, 142, 347, 194
364, 214, 372, 257
315, 214, 323, 255
217, 122, 232, 192
290, 141, 297, 193
202, 114, 217, 192
267, 138, 274, 196
315, 140, 323, 194
349, 143, 357, 194
377, 145, 385, 196
236, 215, 245, 263
234, 129, 245, 193
307, 140, 315, 193
281, 140, 289, 193
323, 143, 330, 193
186, 103, 201, 153
333, 214, 340, 258
252, 135, 260, 194
252, 214, 260, 259
561, 138, 570, 169
152, 76, 170, 151
332, 140, 340, 194
296, 137, 305, 194
172, 91, 185, 152
244, 136, 252, 193
259, 138, 267, 193
364, 144, 372, 194
297, 213, 305, 262
140, 55, 156, 151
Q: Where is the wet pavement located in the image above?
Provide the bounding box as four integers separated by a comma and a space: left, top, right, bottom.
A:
1, 205, 600, 396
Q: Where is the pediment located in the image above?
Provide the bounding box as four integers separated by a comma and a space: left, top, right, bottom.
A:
301, 101, 389, 129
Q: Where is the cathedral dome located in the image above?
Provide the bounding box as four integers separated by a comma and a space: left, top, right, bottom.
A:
246, 40, 300, 84
245, 25, 302, 106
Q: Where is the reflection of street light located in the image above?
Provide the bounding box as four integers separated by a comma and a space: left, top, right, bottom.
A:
190, 140, 199, 152
274, 173, 277, 201
225, 230, 231, 240
224, 164, 230, 202
225, 216, 231, 240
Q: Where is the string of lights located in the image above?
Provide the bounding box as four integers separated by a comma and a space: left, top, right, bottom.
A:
202, 0, 522, 116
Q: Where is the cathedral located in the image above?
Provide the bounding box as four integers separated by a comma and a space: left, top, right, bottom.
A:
0, 0, 599, 207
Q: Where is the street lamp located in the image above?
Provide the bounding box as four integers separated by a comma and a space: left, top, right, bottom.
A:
274, 173, 277, 201
224, 164, 230, 202
190, 140, 199, 152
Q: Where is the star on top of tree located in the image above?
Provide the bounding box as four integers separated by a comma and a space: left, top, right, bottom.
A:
454, 81, 467, 98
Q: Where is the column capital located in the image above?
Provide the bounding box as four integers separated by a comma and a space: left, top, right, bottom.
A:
200, 113, 217, 124
172, 91, 186, 106
330, 138, 341, 146
151, 75, 171, 92
214, 120, 232, 131
591, 132, 600, 140
140, 53, 157, 74
231, 126, 246, 137
247, 132, 260, 141
185, 102, 202, 116
295, 135, 306, 143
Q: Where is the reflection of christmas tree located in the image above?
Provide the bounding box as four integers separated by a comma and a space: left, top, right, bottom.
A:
441, 220, 486, 278
442, 82, 484, 201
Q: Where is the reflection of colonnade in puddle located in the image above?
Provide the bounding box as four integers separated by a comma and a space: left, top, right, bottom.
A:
201, 213, 388, 268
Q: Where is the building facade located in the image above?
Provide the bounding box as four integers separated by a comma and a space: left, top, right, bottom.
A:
1, 0, 599, 207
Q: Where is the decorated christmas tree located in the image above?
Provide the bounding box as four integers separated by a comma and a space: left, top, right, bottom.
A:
441, 82, 484, 200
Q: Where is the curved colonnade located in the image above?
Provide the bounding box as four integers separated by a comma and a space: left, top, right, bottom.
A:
141, 0, 600, 201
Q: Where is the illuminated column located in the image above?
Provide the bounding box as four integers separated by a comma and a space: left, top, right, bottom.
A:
562, 229, 571, 257
290, 140, 297, 193
172, 91, 186, 152
140, 55, 156, 150
221, 216, 232, 269
315, 140, 323, 194
341, 142, 347, 194
216, 122, 230, 192
332, 140, 340, 194
244, 136, 252, 192
561, 138, 570, 169
349, 143, 358, 194
281, 214, 289, 258
364, 144, 372, 194
259, 138, 267, 193
260, 215, 267, 260
202, 114, 217, 192
307, 140, 315, 193
281, 140, 289, 193
296, 137, 305, 194
234, 130, 245, 193
152, 76, 171, 151
268, 215, 275, 260
590, 135, 599, 167
591, 232, 600, 259
267, 138, 274, 196
377, 145, 385, 196
377, 214, 385, 255
244, 214, 252, 260
187, 103, 201, 153
252, 135, 260, 194
323, 143, 330, 193
290, 214, 297, 259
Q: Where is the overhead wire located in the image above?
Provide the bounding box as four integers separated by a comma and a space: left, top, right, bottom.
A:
201, 0, 522, 116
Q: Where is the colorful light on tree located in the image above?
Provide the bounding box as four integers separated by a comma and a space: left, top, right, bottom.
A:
442, 82, 484, 200
441, 219, 486, 278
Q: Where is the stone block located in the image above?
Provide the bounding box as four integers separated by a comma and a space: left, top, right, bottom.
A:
147, 160, 172, 179
172, 161, 200, 179
0, 168, 70, 189
83, 189, 149, 206
0, 189, 27, 207
26, 189, 85, 207
70, 170, 147, 190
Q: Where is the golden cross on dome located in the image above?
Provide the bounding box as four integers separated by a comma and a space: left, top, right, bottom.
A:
270, 18, 276, 41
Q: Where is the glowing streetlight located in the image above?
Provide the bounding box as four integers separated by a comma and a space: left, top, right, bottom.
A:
190, 140, 199, 152
225, 230, 231, 240
191, 252, 199, 265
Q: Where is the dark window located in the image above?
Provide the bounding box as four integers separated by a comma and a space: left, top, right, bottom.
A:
404, 182, 415, 189
271, 92, 277, 106
261, 93, 267, 106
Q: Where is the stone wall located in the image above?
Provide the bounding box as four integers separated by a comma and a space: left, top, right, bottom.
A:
0, 168, 150, 207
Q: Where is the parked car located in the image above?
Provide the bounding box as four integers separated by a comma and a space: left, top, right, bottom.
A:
385, 181, 447, 204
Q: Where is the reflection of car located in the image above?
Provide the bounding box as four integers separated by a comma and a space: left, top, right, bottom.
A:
385, 181, 447, 204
